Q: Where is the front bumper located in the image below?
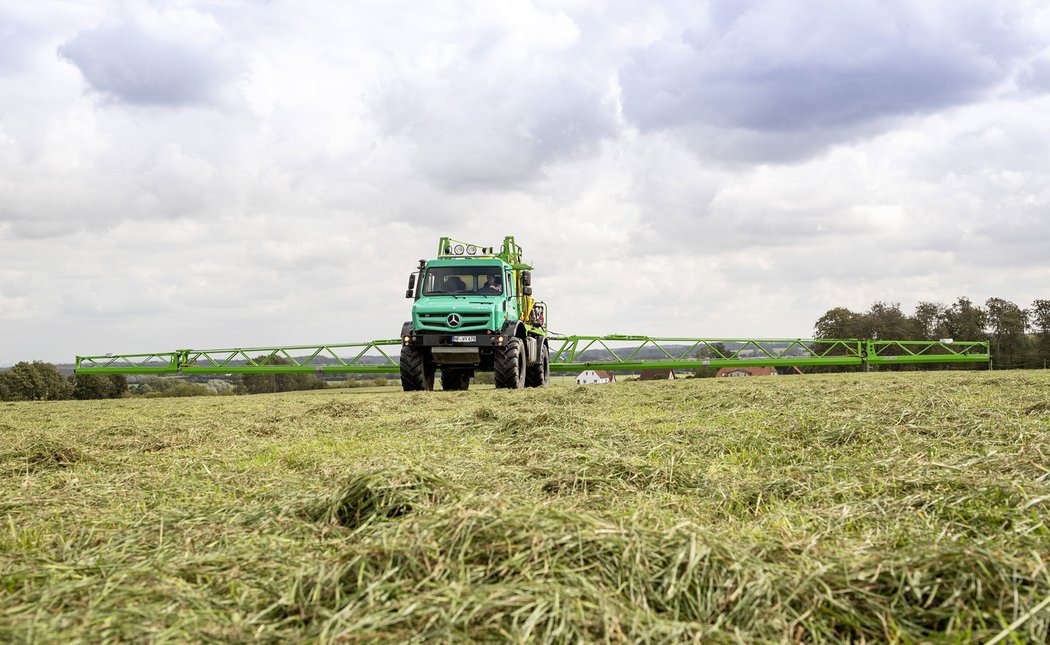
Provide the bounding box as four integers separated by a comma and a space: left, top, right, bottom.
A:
403, 333, 506, 348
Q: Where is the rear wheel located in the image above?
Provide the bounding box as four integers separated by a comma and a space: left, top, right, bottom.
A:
525, 342, 549, 388
493, 338, 526, 389
440, 368, 471, 391
400, 345, 435, 391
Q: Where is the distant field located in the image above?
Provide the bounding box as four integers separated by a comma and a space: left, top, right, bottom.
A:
2, 371, 1049, 642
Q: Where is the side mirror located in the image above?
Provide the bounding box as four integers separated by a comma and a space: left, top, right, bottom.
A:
405, 274, 416, 298
523, 286, 533, 296
521, 270, 531, 287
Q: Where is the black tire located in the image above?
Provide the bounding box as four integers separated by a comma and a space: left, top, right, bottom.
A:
493, 338, 526, 389
400, 345, 435, 391
440, 368, 470, 391
525, 342, 549, 388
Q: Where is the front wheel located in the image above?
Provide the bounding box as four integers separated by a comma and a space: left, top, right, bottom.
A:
525, 342, 549, 387
493, 338, 526, 389
400, 345, 435, 391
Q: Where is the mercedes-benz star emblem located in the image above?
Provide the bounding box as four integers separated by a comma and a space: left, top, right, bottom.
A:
447, 313, 461, 327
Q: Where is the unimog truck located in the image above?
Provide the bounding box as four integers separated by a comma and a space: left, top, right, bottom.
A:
399, 236, 549, 391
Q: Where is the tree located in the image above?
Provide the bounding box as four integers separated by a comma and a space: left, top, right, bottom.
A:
1032, 299, 1050, 368
238, 356, 326, 394
0, 372, 12, 401
912, 301, 946, 340
852, 302, 921, 371
1032, 299, 1050, 335
693, 343, 729, 378
0, 362, 72, 401
72, 374, 128, 400
814, 307, 860, 339
858, 302, 913, 341
939, 297, 987, 342
165, 382, 212, 397
985, 298, 1030, 368
3, 362, 43, 401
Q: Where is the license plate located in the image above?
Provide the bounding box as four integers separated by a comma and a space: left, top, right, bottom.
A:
453, 335, 477, 344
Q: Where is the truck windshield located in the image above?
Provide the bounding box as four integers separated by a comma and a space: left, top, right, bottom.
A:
423, 266, 505, 296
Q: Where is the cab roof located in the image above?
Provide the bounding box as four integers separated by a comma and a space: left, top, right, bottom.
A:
426, 257, 513, 268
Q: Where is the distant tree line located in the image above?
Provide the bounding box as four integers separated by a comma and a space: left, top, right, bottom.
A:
0, 355, 374, 402
814, 297, 1050, 369
0, 361, 128, 401
236, 356, 326, 394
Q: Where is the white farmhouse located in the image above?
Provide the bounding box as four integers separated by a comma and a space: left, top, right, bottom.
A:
575, 370, 616, 385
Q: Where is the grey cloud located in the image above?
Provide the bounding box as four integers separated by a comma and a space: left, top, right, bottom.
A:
0, 9, 39, 74
380, 78, 619, 189
372, 31, 619, 188
419, 91, 618, 189
58, 13, 239, 106
620, 1, 1040, 162
4, 219, 82, 240
649, 64, 988, 133
669, 119, 889, 165
970, 207, 1050, 264
1019, 53, 1050, 93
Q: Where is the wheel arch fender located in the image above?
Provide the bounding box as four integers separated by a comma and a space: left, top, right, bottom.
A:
499, 320, 525, 341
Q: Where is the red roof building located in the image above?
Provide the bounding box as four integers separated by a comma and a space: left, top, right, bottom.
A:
715, 366, 802, 377
639, 369, 676, 380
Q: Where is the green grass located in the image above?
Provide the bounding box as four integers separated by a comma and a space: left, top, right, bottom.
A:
2, 371, 1049, 642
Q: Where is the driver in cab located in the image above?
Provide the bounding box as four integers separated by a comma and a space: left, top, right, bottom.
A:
478, 274, 503, 295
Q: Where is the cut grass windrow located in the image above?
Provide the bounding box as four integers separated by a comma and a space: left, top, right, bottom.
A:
2, 370, 1049, 642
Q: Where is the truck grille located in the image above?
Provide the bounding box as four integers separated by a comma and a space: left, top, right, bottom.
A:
417, 312, 491, 331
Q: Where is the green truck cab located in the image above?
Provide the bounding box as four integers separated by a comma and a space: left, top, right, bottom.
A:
399, 236, 549, 390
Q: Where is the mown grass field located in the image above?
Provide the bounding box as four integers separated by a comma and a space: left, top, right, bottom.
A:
2, 371, 1049, 642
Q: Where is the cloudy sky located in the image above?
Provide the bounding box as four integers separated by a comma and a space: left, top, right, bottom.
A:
2, 0, 1050, 364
